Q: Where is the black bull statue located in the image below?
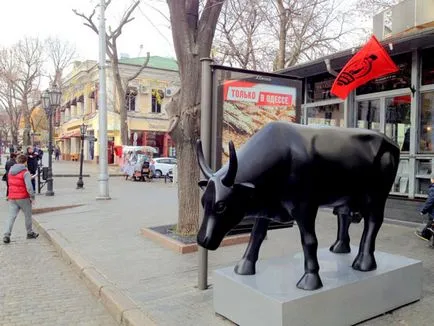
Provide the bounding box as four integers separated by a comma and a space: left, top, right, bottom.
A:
196, 121, 400, 291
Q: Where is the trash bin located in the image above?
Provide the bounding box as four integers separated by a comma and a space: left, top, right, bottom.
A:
172, 165, 178, 183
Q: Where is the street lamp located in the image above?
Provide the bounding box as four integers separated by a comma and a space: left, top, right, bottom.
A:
76, 122, 88, 189
41, 86, 61, 196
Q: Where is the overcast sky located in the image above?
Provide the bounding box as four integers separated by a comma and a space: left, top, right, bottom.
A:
0, 0, 175, 61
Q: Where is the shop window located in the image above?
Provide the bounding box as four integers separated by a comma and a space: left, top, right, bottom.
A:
151, 89, 164, 113
125, 88, 137, 111
392, 159, 409, 194
356, 100, 380, 132
422, 47, 434, 85
385, 95, 411, 152
356, 53, 411, 95
306, 103, 344, 127
419, 92, 434, 152
306, 73, 338, 103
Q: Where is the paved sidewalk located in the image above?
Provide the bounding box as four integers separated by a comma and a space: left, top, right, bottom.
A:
0, 207, 116, 325
25, 175, 434, 326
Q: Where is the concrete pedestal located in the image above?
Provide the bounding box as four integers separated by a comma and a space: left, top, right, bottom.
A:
214, 247, 422, 326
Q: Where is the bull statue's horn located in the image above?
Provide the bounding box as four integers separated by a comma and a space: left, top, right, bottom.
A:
222, 141, 238, 187
196, 139, 213, 180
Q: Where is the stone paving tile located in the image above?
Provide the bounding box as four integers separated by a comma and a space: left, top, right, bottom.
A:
0, 209, 116, 326
29, 176, 434, 326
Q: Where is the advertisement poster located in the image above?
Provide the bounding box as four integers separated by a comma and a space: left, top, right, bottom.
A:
221, 79, 297, 164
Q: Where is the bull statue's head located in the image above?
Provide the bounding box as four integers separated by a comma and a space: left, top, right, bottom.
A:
196, 140, 255, 250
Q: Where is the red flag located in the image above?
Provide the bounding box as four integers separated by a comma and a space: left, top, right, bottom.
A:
331, 35, 399, 99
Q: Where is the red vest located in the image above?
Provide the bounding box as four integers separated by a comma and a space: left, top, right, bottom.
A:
8, 170, 30, 200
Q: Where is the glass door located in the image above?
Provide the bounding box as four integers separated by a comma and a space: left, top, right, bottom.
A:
385, 95, 411, 152
356, 100, 381, 131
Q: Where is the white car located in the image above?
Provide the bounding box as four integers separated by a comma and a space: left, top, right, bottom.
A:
152, 157, 177, 178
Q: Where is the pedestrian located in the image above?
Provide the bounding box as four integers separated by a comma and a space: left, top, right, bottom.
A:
416, 174, 434, 246
3, 154, 39, 244
55, 146, 61, 161
3, 152, 17, 198
26, 146, 38, 191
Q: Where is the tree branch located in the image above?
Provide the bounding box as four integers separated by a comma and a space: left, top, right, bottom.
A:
127, 52, 150, 82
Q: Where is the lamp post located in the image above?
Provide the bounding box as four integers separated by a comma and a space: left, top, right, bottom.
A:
76, 123, 87, 189
41, 86, 61, 197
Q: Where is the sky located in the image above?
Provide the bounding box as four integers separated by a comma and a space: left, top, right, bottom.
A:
0, 0, 175, 61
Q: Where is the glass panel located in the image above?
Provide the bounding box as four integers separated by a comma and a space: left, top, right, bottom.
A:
356, 100, 380, 131
419, 92, 434, 152
385, 96, 411, 151
306, 103, 344, 127
417, 178, 431, 196
392, 159, 409, 194
306, 73, 338, 103
422, 47, 434, 86
417, 159, 432, 176
356, 53, 411, 95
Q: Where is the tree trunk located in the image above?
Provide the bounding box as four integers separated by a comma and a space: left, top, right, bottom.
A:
111, 58, 129, 145
175, 139, 200, 235
22, 100, 31, 146
276, 0, 287, 71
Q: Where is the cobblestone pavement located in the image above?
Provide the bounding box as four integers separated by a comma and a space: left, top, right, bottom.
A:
26, 175, 433, 326
0, 206, 116, 325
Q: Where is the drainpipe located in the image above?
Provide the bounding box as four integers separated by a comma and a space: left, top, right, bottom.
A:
325, 59, 338, 77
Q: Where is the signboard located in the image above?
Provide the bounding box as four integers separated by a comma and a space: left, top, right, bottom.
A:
213, 68, 301, 167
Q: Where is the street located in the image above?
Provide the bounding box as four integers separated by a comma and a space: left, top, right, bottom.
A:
0, 160, 433, 325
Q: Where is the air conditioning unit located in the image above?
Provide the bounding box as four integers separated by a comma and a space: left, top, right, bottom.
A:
165, 87, 178, 97
139, 85, 149, 94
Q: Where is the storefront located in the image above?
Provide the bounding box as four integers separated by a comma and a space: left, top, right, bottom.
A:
282, 29, 434, 200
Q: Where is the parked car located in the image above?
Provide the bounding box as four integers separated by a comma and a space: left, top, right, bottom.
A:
152, 157, 177, 178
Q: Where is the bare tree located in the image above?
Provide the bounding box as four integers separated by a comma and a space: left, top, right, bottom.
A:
0, 39, 43, 146
0, 72, 21, 146
165, 0, 224, 235
214, 0, 270, 70
355, 0, 400, 16
268, 0, 353, 70
45, 37, 77, 87
73, 0, 150, 145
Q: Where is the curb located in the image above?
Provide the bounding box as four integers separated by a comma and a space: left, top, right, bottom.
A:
32, 218, 156, 326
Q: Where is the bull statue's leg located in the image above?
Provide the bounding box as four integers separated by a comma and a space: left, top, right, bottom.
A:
234, 217, 270, 275
352, 197, 386, 271
330, 205, 351, 254
294, 202, 322, 291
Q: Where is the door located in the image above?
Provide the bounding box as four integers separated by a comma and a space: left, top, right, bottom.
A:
108, 140, 114, 164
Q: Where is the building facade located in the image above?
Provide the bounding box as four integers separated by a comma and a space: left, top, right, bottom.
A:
281, 1, 434, 200
56, 56, 179, 163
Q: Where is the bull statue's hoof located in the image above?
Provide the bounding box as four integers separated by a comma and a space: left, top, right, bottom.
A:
234, 258, 256, 275
329, 240, 351, 254
352, 252, 377, 271
296, 272, 323, 290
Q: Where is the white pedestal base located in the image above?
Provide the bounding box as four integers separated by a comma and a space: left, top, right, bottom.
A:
214, 247, 422, 326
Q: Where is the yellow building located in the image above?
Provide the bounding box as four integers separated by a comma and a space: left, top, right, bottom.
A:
56, 56, 179, 163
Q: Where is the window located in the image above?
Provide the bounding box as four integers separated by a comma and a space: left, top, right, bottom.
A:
356, 100, 380, 131
356, 53, 411, 95
422, 47, 434, 85
385, 96, 411, 151
392, 159, 409, 194
151, 89, 164, 113
306, 73, 338, 103
306, 103, 344, 127
125, 88, 137, 111
419, 92, 434, 152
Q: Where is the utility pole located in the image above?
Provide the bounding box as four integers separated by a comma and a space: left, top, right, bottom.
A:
97, 0, 110, 200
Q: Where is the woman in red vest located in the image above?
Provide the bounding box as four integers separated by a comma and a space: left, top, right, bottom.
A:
3, 154, 38, 244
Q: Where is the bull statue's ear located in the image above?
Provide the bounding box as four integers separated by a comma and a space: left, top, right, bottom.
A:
198, 180, 208, 190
